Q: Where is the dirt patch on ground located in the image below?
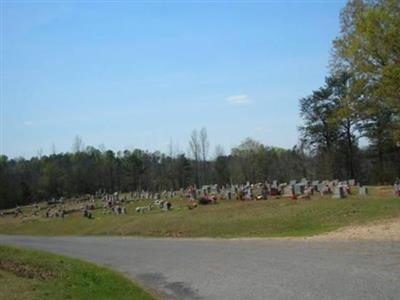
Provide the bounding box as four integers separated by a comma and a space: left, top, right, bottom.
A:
375, 186, 396, 197
0, 261, 56, 280
227, 218, 400, 242
310, 217, 400, 241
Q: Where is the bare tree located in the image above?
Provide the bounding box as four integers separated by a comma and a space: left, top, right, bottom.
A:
168, 138, 175, 158
36, 148, 43, 159
51, 143, 57, 155
72, 135, 84, 153
199, 127, 209, 184
189, 129, 201, 186
214, 144, 225, 158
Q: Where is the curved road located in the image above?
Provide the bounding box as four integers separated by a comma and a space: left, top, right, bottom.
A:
1, 235, 399, 299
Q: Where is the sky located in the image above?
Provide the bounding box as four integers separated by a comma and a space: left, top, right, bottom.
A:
1, 0, 346, 159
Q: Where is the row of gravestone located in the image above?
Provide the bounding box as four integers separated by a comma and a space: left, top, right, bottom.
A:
122, 179, 366, 201
69, 178, 400, 207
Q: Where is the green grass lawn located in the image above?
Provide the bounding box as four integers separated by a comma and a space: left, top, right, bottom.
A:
0, 245, 156, 300
0, 186, 399, 238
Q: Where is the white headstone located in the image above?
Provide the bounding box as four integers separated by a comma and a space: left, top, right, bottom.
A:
332, 186, 345, 199
358, 186, 368, 196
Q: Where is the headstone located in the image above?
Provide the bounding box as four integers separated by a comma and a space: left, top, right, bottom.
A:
348, 179, 356, 186
332, 186, 346, 199
283, 185, 293, 196
358, 186, 368, 196
253, 184, 262, 197
261, 185, 268, 199
294, 183, 306, 195
278, 183, 286, 195
304, 186, 313, 197
245, 187, 252, 200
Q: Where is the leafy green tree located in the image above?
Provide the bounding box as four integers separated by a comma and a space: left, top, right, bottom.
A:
328, 71, 361, 178
175, 154, 192, 188
299, 84, 340, 179
214, 155, 230, 185
333, 0, 400, 139
0, 156, 12, 208
333, 0, 400, 180
231, 138, 266, 183
122, 150, 144, 191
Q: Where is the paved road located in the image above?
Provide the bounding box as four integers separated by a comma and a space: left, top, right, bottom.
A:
1, 236, 399, 300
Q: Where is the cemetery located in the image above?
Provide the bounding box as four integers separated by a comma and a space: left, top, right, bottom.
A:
1, 0, 399, 299
1, 180, 399, 238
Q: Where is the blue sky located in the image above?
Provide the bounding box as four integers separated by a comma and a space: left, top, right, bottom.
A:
2, 0, 345, 158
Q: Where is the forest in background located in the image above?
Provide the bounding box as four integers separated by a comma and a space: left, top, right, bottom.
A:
1, 0, 399, 208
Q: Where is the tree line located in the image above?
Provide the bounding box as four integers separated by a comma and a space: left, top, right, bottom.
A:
0, 134, 309, 209
0, 0, 399, 209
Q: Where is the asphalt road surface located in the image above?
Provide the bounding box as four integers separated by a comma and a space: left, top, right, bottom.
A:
1, 235, 399, 300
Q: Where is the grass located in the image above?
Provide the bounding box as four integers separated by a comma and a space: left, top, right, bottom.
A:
0, 186, 399, 238
0, 245, 156, 300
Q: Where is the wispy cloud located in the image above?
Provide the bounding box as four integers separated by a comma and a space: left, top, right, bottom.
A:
226, 94, 251, 105
23, 121, 33, 126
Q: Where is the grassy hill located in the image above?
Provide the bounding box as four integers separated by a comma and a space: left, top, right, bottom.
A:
0, 245, 156, 300
0, 186, 399, 238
